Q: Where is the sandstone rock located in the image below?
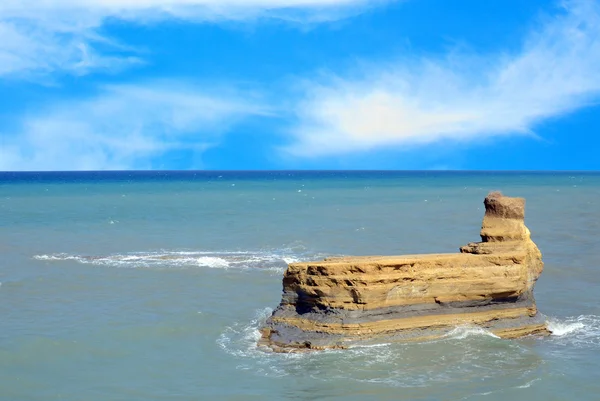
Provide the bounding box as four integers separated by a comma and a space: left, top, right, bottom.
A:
259, 192, 550, 352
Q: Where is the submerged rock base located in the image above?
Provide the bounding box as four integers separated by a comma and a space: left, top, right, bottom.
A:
259, 192, 550, 352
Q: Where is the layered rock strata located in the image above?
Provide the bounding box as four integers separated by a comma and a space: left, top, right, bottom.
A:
259, 192, 550, 352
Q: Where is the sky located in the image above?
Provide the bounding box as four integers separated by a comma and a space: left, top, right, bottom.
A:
0, 0, 599, 171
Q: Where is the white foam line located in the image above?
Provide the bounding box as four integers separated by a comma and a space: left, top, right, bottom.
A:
547, 317, 586, 336
348, 342, 392, 349
545, 315, 600, 348
196, 256, 230, 269
459, 390, 497, 400
33, 249, 313, 271
516, 378, 541, 389
445, 326, 500, 339
217, 307, 275, 359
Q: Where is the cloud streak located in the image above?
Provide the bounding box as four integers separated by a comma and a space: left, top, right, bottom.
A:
286, 0, 600, 157
0, 0, 390, 77
0, 82, 269, 170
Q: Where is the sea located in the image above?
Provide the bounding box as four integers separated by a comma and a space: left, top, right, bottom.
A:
1, 171, 599, 401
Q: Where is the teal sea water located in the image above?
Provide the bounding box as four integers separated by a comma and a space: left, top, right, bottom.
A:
1, 171, 599, 400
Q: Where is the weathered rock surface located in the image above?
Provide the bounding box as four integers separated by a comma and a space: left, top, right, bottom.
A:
259, 192, 550, 352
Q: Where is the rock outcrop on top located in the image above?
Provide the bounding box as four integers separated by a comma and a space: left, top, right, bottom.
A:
259, 192, 549, 352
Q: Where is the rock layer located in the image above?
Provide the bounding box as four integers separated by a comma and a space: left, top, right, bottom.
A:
259, 192, 550, 352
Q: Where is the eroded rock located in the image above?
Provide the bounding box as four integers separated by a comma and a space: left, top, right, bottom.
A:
259, 192, 550, 352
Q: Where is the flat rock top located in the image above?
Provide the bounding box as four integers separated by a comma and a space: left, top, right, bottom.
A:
291, 250, 523, 267
319, 253, 462, 262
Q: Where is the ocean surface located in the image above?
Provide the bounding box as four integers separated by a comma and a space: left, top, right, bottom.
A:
1, 171, 599, 401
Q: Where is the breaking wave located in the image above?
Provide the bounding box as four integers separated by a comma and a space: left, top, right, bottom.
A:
217, 308, 273, 359
216, 308, 545, 393
547, 315, 600, 347
217, 314, 600, 390
444, 325, 500, 340
33, 249, 316, 272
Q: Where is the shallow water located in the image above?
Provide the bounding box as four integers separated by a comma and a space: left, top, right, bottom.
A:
1, 171, 599, 400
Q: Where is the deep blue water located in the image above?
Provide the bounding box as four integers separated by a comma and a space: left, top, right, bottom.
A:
1, 171, 599, 400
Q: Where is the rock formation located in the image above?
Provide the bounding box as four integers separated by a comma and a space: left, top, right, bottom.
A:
259, 192, 549, 352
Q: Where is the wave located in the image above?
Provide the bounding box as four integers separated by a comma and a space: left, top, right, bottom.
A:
217, 307, 273, 359
547, 315, 600, 347
441, 316, 600, 348
444, 325, 500, 340
215, 312, 600, 397
516, 378, 541, 389
217, 308, 544, 393
216, 308, 311, 378
33, 249, 315, 272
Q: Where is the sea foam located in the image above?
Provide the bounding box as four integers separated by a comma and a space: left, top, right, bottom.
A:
33, 248, 314, 272
444, 325, 500, 340
547, 315, 600, 347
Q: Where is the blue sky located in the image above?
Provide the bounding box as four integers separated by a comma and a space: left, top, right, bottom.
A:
0, 0, 599, 170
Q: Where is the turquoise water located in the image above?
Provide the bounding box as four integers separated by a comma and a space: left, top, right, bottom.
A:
1, 171, 599, 400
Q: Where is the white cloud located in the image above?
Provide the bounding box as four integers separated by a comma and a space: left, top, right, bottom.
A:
0, 19, 140, 77
0, 0, 390, 77
0, 82, 269, 170
286, 0, 600, 156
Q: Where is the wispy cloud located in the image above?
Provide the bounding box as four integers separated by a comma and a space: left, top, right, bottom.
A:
0, 82, 268, 170
0, 19, 140, 78
285, 0, 600, 157
0, 0, 391, 77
